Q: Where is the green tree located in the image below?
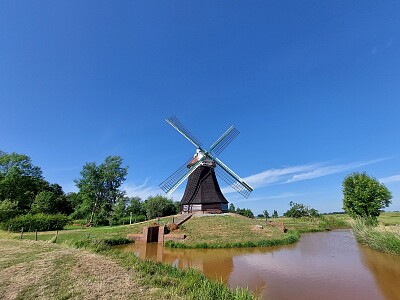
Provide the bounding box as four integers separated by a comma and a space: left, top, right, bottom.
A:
126, 196, 144, 216
0, 151, 45, 213
273, 210, 278, 218
111, 196, 129, 224
67, 192, 90, 220
342, 172, 392, 225
74, 156, 128, 225
0, 199, 19, 222
142, 195, 177, 220
31, 184, 72, 215
228, 203, 236, 213
284, 201, 319, 218
236, 207, 254, 218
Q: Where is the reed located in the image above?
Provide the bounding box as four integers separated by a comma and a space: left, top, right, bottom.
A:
352, 218, 400, 255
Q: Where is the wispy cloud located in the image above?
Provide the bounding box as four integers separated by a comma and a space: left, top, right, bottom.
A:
222, 158, 388, 194
286, 158, 387, 183
379, 175, 400, 184
243, 163, 321, 187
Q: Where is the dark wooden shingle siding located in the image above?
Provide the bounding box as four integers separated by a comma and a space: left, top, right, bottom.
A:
181, 166, 228, 205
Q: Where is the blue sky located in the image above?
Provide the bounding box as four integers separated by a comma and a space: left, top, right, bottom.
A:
1, 1, 399, 215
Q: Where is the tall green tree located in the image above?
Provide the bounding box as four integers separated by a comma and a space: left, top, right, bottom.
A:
142, 195, 177, 220
74, 156, 128, 225
0, 151, 45, 213
126, 196, 144, 216
273, 210, 279, 218
228, 203, 236, 213
30, 184, 72, 215
342, 172, 392, 224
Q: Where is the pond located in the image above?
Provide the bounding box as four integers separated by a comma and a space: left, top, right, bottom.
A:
116, 230, 400, 299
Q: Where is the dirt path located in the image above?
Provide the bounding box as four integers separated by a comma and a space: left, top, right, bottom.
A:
0, 239, 159, 300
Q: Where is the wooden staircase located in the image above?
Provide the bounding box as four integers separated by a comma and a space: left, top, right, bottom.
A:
173, 213, 193, 227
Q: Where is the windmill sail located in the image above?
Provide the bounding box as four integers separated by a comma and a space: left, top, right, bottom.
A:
166, 116, 203, 149
213, 157, 253, 198
209, 126, 240, 157
159, 157, 204, 195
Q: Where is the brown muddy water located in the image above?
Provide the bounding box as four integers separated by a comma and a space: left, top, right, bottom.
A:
116, 230, 400, 300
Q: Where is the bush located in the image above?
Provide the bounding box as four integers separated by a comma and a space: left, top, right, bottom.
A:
1, 213, 72, 232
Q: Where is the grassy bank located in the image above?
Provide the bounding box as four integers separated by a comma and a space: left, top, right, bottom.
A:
0, 236, 255, 299
351, 219, 400, 255
164, 213, 349, 249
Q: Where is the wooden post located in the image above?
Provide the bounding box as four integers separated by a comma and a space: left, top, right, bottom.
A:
20, 227, 24, 239
130, 212, 132, 225
35, 229, 38, 241
54, 230, 59, 243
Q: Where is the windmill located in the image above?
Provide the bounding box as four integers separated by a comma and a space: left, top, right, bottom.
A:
159, 116, 253, 213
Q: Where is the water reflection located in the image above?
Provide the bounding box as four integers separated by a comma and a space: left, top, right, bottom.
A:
116, 230, 400, 300
359, 244, 400, 300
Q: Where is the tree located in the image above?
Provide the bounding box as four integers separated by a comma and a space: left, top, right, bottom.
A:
229, 203, 236, 213
283, 201, 319, 218
263, 210, 269, 222
273, 210, 278, 218
74, 156, 128, 225
0, 151, 45, 213
126, 196, 144, 216
236, 207, 254, 218
342, 172, 391, 224
111, 196, 129, 224
142, 195, 177, 220
31, 184, 73, 215
0, 199, 19, 222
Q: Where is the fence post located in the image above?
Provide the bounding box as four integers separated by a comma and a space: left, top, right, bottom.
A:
35, 229, 38, 241
54, 230, 59, 243
20, 227, 24, 239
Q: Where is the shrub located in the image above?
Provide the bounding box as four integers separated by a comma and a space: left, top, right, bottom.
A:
1, 213, 72, 232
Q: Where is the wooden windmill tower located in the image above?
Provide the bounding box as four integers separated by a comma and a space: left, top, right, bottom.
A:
159, 116, 253, 213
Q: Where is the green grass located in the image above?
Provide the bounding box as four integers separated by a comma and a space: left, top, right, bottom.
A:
351, 218, 400, 255
279, 214, 350, 232
378, 212, 400, 226
1, 215, 257, 299
17, 216, 175, 244
105, 249, 255, 300
163, 213, 350, 249
175, 214, 288, 246
0, 237, 256, 300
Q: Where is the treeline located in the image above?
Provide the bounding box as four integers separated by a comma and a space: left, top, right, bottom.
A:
0, 150, 179, 231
